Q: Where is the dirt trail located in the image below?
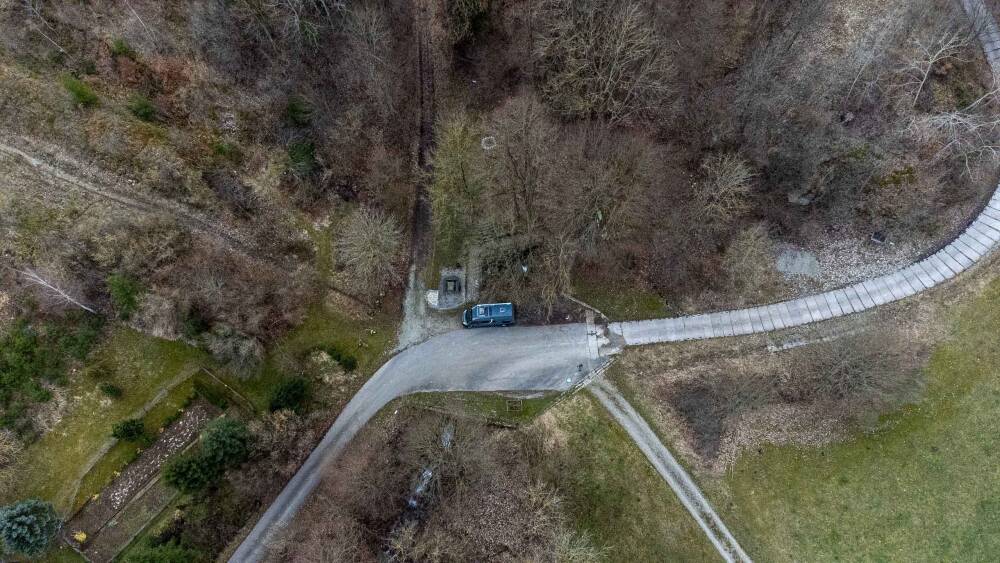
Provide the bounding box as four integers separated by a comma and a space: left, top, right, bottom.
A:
590, 378, 752, 563
0, 136, 259, 251
397, 0, 444, 350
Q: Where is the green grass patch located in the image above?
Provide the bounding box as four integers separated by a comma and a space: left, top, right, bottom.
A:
115, 494, 186, 563
541, 394, 717, 561
61, 75, 98, 108
712, 278, 1000, 561
405, 391, 561, 426
38, 543, 87, 563
107, 273, 143, 320
72, 378, 196, 512
110, 38, 134, 58
285, 97, 313, 127
3, 329, 207, 513
572, 276, 667, 320
1, 313, 104, 434
211, 140, 243, 163
127, 94, 157, 122
214, 304, 397, 412
286, 140, 317, 177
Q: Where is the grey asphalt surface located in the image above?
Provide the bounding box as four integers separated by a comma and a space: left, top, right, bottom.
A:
591, 379, 751, 563
233, 3, 1000, 561
230, 323, 593, 562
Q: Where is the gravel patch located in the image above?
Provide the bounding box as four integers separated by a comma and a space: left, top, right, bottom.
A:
66, 400, 218, 547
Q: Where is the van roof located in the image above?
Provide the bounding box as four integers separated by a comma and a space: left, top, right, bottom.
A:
470, 302, 513, 321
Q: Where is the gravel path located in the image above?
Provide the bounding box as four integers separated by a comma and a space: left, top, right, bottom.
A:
590, 378, 751, 563
67, 401, 218, 547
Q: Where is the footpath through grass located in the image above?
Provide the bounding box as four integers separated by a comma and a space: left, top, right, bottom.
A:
711, 279, 1000, 561
3, 329, 204, 512
405, 391, 561, 426
542, 394, 717, 561
4, 329, 206, 514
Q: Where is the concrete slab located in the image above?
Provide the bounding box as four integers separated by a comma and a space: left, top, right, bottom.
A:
834, 289, 855, 314
971, 219, 1000, 241
945, 245, 973, 268
863, 279, 890, 305
891, 271, 918, 297
916, 260, 943, 284
748, 307, 764, 332
762, 305, 783, 330
904, 266, 931, 290
853, 283, 876, 308
928, 254, 958, 278
824, 291, 844, 316
959, 232, 989, 256
842, 286, 865, 311
938, 248, 966, 272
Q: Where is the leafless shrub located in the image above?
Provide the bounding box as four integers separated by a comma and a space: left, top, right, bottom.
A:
696, 152, 754, 227
0, 430, 22, 497
533, 0, 675, 123
232, 0, 339, 49
780, 333, 924, 413
722, 223, 783, 304
203, 323, 264, 376
909, 92, 1000, 175
336, 206, 403, 299
163, 244, 309, 339
89, 217, 192, 279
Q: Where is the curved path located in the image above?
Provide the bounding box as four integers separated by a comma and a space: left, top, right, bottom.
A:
233, 2, 1000, 561
610, 187, 1000, 345
230, 324, 600, 562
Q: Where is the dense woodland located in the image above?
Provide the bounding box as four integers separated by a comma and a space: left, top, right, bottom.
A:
0, 0, 998, 560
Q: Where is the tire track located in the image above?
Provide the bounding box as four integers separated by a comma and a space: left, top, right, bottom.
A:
0, 137, 257, 256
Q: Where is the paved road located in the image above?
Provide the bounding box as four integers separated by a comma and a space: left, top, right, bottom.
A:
591, 379, 751, 563
230, 323, 598, 562
233, 2, 1000, 560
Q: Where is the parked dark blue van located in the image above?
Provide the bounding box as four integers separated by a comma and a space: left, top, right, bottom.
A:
462, 303, 515, 328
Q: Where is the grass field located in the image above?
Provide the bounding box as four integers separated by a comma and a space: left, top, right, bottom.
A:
404, 390, 562, 426
220, 303, 398, 411
706, 278, 1000, 561
571, 276, 667, 321
71, 377, 195, 512
543, 394, 716, 562
4, 329, 207, 514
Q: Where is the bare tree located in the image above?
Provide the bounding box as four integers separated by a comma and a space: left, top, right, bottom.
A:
696, 153, 754, 227
344, 3, 394, 114
336, 206, 403, 299
533, 0, 676, 123
8, 265, 96, 313
21, 0, 67, 54
909, 90, 1000, 174
896, 7, 975, 107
